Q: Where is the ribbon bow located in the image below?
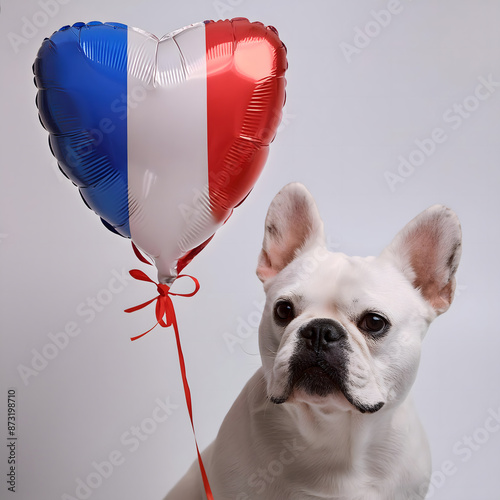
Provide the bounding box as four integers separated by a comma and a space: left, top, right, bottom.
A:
124, 244, 214, 500
124, 269, 200, 341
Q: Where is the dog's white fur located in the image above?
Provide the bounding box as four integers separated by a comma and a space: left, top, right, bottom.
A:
165, 183, 462, 500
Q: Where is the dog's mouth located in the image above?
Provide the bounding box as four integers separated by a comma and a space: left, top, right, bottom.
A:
293, 363, 341, 397
271, 359, 384, 414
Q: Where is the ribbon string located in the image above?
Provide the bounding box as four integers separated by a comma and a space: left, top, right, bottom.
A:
125, 245, 214, 500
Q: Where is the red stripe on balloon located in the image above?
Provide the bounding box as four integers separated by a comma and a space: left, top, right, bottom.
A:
176, 234, 215, 275
204, 18, 287, 223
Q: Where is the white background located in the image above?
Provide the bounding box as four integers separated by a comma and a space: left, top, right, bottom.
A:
1, 1, 500, 499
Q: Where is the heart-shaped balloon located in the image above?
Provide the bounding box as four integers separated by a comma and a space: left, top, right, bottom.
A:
34, 19, 287, 283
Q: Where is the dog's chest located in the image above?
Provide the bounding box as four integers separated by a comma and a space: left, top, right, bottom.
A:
230, 445, 389, 500
249, 467, 383, 500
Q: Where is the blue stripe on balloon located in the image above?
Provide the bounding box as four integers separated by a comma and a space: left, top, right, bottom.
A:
34, 22, 130, 237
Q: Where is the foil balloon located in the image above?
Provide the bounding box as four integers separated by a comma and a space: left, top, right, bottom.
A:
34, 19, 287, 283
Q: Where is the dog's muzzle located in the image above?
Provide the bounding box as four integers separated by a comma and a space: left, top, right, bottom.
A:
288, 318, 350, 398
271, 318, 383, 413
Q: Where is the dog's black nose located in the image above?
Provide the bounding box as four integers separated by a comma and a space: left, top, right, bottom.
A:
300, 319, 346, 352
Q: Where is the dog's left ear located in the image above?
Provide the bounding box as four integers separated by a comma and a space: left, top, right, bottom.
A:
257, 183, 325, 283
381, 205, 462, 315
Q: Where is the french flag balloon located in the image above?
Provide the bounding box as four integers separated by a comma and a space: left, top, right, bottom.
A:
34, 19, 287, 283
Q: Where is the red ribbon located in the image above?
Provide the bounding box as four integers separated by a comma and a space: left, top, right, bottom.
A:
125, 244, 214, 500
124, 270, 199, 341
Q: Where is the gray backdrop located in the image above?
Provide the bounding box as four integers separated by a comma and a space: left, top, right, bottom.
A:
1, 1, 499, 499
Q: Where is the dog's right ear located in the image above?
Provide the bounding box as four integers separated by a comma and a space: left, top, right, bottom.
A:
257, 183, 325, 283
380, 205, 462, 315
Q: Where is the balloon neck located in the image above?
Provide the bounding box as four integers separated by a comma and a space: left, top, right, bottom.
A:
158, 272, 177, 286
130, 241, 178, 285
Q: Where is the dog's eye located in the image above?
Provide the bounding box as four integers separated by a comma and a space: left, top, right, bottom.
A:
358, 313, 389, 336
274, 300, 295, 325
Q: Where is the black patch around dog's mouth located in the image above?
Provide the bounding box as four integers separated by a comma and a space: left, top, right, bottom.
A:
269, 355, 344, 405
272, 357, 384, 414
293, 363, 340, 397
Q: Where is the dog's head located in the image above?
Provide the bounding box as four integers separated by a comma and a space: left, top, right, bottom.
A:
256, 183, 461, 414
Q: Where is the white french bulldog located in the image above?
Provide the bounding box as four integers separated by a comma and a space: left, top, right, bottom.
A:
165, 183, 462, 500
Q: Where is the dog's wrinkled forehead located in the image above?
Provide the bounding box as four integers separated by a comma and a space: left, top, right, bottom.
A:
268, 249, 419, 321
